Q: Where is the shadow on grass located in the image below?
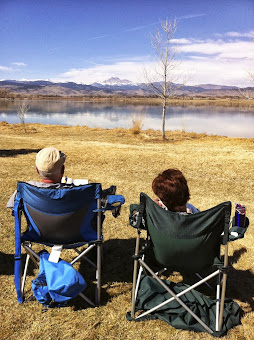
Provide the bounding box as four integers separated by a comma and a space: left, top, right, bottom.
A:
2, 242, 253, 311
163, 246, 254, 312
0, 252, 37, 276
76, 241, 254, 311
0, 148, 40, 157
0, 252, 15, 275
69, 238, 136, 309
0, 239, 136, 310
226, 247, 254, 311
76, 238, 136, 286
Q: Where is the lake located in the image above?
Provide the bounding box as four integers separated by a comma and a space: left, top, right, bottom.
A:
0, 100, 253, 138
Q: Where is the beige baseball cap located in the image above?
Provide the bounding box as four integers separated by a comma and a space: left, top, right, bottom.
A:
36, 147, 66, 173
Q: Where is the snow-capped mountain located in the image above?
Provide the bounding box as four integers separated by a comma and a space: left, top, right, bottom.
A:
0, 77, 251, 98
92, 77, 136, 87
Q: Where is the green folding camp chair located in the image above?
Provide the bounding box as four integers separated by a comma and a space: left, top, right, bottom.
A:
127, 193, 242, 337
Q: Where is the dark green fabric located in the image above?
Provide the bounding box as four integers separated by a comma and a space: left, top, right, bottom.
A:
127, 275, 240, 337
142, 194, 231, 272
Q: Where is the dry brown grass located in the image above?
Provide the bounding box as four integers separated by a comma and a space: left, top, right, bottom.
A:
0, 122, 253, 340
129, 114, 144, 135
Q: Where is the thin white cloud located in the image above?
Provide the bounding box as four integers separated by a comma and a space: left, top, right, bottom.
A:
52, 61, 145, 84
90, 13, 206, 40
179, 13, 207, 20
0, 66, 13, 71
52, 55, 252, 87
124, 22, 159, 32
48, 47, 59, 54
169, 34, 254, 65
188, 56, 209, 60
224, 30, 254, 38
90, 33, 117, 41
171, 38, 192, 44
182, 59, 252, 87
181, 40, 254, 60
90, 21, 161, 40
12, 62, 26, 66
86, 60, 104, 66
53, 29, 254, 87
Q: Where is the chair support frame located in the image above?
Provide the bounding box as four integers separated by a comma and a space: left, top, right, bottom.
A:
18, 197, 103, 307
131, 223, 229, 334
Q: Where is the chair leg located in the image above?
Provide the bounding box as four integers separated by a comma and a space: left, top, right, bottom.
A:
71, 244, 96, 265
215, 272, 221, 331
195, 273, 213, 289
218, 243, 229, 331
95, 197, 102, 306
155, 267, 167, 276
96, 243, 102, 305
135, 266, 220, 321
22, 243, 40, 263
134, 255, 144, 301
21, 253, 30, 299
79, 292, 96, 307
131, 230, 141, 318
139, 259, 214, 334
20, 243, 39, 301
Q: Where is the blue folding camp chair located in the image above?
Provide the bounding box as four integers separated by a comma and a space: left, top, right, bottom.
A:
14, 182, 125, 306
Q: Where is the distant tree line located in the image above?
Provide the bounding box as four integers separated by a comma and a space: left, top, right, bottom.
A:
0, 88, 17, 99
0, 87, 252, 102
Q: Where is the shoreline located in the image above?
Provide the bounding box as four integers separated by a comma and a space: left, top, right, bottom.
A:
1, 96, 254, 107
1, 121, 253, 141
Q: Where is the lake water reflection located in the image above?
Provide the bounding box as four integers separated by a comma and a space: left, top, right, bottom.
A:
0, 100, 253, 138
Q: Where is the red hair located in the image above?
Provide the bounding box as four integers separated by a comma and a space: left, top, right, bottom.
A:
152, 169, 190, 211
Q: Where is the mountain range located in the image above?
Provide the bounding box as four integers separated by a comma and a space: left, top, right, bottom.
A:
0, 77, 252, 98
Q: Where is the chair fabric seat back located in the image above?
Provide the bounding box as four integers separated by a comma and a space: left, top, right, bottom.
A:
128, 194, 237, 335
14, 181, 125, 305
16, 182, 102, 244
143, 194, 231, 273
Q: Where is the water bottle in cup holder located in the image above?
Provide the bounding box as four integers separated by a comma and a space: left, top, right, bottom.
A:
234, 203, 246, 228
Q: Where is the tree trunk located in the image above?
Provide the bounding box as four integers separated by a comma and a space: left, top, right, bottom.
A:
22, 121, 27, 134
162, 99, 166, 140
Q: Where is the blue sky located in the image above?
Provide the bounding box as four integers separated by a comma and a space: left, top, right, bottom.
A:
1, 0, 254, 86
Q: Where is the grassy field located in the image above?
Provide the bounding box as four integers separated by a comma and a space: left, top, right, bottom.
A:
0, 122, 253, 340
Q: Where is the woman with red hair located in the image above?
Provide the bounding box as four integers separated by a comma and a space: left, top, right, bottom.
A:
152, 169, 199, 214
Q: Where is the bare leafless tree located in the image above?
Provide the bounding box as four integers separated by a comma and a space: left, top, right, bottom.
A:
238, 70, 254, 100
17, 100, 30, 133
144, 18, 190, 140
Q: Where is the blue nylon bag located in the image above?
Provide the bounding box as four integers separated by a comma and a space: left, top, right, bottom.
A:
32, 252, 87, 306
31, 254, 51, 306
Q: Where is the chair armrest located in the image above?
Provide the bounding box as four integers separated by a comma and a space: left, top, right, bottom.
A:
94, 195, 125, 217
